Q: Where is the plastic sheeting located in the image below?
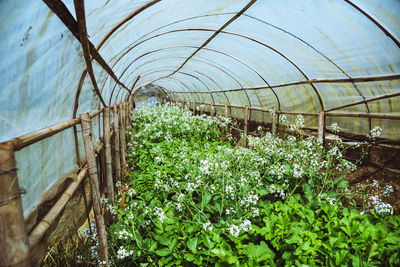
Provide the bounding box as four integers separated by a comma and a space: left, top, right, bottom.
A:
0, 0, 399, 215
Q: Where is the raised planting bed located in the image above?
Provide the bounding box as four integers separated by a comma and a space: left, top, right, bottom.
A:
96, 103, 399, 266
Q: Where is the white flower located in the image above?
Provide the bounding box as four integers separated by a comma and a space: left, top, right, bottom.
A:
293, 164, 303, 178
331, 123, 339, 132
257, 126, 262, 132
117, 246, 134, 259
370, 126, 382, 139
240, 219, 252, 232
295, 114, 305, 129
383, 184, 394, 197
153, 207, 166, 223
203, 221, 213, 232
228, 224, 240, 237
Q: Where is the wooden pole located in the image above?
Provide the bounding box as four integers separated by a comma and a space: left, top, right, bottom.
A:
271, 108, 277, 135
318, 111, 326, 143
119, 104, 127, 176
0, 142, 31, 267
210, 104, 214, 116
113, 105, 121, 182
225, 104, 229, 118
244, 106, 249, 147
80, 113, 109, 265
193, 103, 196, 116
103, 107, 114, 201
28, 166, 88, 249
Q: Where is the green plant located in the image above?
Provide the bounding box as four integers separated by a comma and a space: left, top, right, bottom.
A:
102, 103, 399, 266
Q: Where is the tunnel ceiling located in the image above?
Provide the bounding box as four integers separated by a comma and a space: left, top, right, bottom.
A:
1, 0, 400, 141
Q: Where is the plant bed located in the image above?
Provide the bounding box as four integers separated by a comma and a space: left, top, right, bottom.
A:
86, 103, 399, 266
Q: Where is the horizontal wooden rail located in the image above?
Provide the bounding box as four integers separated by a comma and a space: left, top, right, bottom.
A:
28, 165, 88, 249
175, 100, 399, 120
172, 74, 400, 94
5, 109, 103, 151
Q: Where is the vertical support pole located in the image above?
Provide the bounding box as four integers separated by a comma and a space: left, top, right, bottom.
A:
119, 104, 127, 176
210, 104, 214, 116
182, 101, 186, 110
244, 106, 249, 148
103, 107, 114, 201
0, 142, 31, 267
318, 111, 326, 144
80, 113, 109, 266
113, 105, 121, 182
225, 104, 229, 118
193, 103, 196, 116
271, 108, 277, 135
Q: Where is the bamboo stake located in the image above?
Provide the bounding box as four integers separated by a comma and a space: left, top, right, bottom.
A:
103, 108, 114, 201
318, 111, 326, 143
74, 0, 107, 107
119, 104, 127, 175
271, 108, 278, 135
0, 142, 31, 267
80, 113, 109, 265
244, 106, 249, 147
28, 166, 88, 249
113, 105, 121, 182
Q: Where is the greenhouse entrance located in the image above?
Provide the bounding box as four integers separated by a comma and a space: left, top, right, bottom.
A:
0, 0, 399, 266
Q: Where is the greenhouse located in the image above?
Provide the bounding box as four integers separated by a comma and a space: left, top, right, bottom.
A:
0, 0, 399, 266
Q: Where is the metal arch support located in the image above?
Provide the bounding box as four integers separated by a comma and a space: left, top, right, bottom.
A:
71, 0, 161, 118
111, 59, 223, 106
111, 64, 217, 106
141, 61, 262, 117
105, 43, 269, 109
168, 0, 258, 77
344, 0, 400, 48
113, 70, 204, 104
98, 28, 290, 109
154, 44, 280, 109
135, 68, 216, 105
119, 56, 234, 105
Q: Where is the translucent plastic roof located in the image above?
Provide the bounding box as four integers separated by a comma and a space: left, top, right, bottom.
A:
0, 0, 399, 215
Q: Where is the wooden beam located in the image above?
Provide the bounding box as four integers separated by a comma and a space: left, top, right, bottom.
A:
73, 0, 107, 107
28, 165, 88, 249
103, 108, 114, 201
0, 142, 31, 267
171, 74, 400, 94
318, 111, 326, 143
119, 104, 127, 175
113, 105, 121, 182
244, 106, 249, 147
80, 113, 109, 265
325, 90, 400, 112
42, 0, 130, 91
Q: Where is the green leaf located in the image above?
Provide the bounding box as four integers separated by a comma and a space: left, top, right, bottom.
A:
155, 247, 171, 257
243, 241, 275, 263
187, 236, 199, 252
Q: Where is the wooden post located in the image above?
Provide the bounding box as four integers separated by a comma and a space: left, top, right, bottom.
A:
113, 105, 121, 182
79, 113, 109, 266
271, 108, 277, 135
224, 104, 229, 118
244, 106, 249, 147
119, 104, 127, 175
318, 111, 326, 143
193, 103, 196, 116
103, 107, 114, 201
182, 101, 185, 110
0, 142, 31, 267
210, 104, 214, 116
